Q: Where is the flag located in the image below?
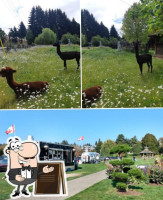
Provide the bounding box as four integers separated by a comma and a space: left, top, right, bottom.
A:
5, 125, 15, 135
78, 136, 84, 141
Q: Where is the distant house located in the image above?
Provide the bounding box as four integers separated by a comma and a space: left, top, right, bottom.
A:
149, 35, 163, 58
140, 146, 154, 158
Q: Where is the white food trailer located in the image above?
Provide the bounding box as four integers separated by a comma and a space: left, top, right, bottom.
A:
81, 152, 100, 163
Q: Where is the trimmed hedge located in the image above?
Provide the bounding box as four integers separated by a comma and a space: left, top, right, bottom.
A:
112, 172, 128, 182
109, 159, 134, 166
116, 182, 127, 192
128, 168, 143, 178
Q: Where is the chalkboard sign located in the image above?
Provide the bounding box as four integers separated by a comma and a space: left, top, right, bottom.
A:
33, 161, 67, 197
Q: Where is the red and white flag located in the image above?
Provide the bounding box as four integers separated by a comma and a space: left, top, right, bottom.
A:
78, 136, 84, 141
5, 125, 15, 135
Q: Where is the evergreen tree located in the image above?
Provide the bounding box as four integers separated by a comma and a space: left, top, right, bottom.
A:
9, 26, 19, 38
28, 7, 79, 40
61, 140, 69, 145
116, 134, 126, 144
99, 22, 109, 39
18, 21, 27, 39
81, 9, 109, 42
0, 28, 6, 43
95, 139, 103, 153
26, 29, 34, 45
110, 25, 119, 39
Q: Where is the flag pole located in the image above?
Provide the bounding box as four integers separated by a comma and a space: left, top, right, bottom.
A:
14, 125, 16, 136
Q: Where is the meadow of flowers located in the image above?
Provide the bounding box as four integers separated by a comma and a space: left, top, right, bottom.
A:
82, 47, 163, 108
0, 45, 81, 109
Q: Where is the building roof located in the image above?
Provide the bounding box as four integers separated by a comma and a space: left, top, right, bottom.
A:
140, 146, 154, 154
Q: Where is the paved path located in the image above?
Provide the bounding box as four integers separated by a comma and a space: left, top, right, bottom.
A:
8, 170, 107, 200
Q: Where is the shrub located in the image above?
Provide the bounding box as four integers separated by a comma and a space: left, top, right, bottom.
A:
109, 160, 123, 166
121, 158, 134, 166
82, 34, 88, 46
108, 37, 118, 49
91, 35, 102, 46
149, 168, 163, 184
116, 182, 127, 192
128, 168, 143, 178
112, 172, 128, 182
128, 168, 149, 184
109, 159, 134, 167
35, 28, 57, 45
61, 33, 80, 44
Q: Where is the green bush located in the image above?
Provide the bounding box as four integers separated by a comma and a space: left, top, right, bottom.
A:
91, 35, 101, 46
109, 160, 123, 166
108, 37, 118, 49
82, 34, 88, 46
34, 28, 57, 45
116, 182, 127, 192
112, 172, 128, 182
61, 33, 80, 44
149, 168, 163, 184
109, 159, 134, 167
121, 159, 134, 166
128, 168, 143, 178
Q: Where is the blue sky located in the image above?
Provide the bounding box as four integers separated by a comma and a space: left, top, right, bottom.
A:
0, 109, 162, 145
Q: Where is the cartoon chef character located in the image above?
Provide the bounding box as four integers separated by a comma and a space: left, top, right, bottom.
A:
4, 136, 54, 198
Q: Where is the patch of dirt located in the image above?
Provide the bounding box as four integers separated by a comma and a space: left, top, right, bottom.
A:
148, 183, 163, 187
116, 190, 142, 196
66, 173, 83, 178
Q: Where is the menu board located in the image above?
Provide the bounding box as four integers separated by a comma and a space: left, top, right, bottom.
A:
34, 161, 67, 196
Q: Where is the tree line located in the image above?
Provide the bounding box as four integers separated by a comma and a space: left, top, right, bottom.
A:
95, 133, 163, 157
7, 6, 80, 45
81, 9, 119, 46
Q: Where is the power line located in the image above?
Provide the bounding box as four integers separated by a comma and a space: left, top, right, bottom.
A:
120, 0, 132, 6
2, 0, 20, 25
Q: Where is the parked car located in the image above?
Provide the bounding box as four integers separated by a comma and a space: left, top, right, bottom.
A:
0, 159, 8, 172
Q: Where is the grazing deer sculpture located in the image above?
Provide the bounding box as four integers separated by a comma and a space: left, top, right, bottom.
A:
133, 42, 153, 74
53, 42, 80, 70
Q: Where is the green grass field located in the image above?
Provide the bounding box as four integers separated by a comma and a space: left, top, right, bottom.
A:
0, 45, 80, 109
67, 163, 107, 180
0, 163, 106, 199
82, 47, 163, 108
67, 179, 163, 200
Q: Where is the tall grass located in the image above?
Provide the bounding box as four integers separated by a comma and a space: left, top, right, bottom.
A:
82, 47, 163, 108
0, 45, 81, 109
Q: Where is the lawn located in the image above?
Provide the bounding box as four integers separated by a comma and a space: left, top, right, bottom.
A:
134, 156, 155, 166
82, 47, 163, 108
67, 179, 163, 200
0, 45, 81, 109
0, 163, 107, 199
0, 173, 14, 200
67, 163, 107, 180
